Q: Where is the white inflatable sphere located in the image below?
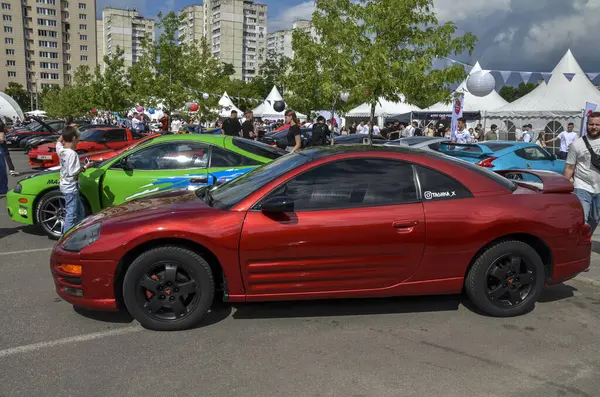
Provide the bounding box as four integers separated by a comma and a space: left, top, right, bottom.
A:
466, 71, 496, 97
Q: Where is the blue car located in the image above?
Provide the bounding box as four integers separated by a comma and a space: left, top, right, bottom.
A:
438, 141, 566, 175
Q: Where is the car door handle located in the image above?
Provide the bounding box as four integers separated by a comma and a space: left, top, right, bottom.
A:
392, 221, 419, 233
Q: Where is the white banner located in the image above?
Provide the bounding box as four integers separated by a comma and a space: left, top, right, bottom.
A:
450, 95, 464, 140
582, 102, 597, 137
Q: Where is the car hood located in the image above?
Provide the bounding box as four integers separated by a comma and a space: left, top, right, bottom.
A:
78, 190, 211, 228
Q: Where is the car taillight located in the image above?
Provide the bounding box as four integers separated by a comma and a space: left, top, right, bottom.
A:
581, 223, 592, 244
476, 156, 497, 168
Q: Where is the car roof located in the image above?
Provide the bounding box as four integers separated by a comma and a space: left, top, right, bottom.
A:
150, 134, 226, 144
300, 144, 426, 160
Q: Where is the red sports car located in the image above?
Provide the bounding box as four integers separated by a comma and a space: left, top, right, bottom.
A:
79, 134, 160, 164
50, 146, 591, 331
29, 127, 143, 168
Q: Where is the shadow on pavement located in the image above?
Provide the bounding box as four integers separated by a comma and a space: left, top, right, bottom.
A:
592, 241, 600, 255
232, 294, 464, 320
74, 306, 135, 324
538, 283, 577, 303
0, 224, 47, 239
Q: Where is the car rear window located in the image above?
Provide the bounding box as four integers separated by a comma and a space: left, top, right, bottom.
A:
424, 151, 517, 191
481, 142, 513, 152
232, 137, 285, 160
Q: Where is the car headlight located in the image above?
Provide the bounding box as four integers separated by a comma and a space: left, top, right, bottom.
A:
13, 183, 22, 194
61, 223, 102, 252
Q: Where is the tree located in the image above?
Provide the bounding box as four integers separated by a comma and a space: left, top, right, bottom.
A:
499, 82, 539, 103
95, 47, 131, 111
293, 0, 477, 139
253, 52, 291, 97
3, 82, 31, 112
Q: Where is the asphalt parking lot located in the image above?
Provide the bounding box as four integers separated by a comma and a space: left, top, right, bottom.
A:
1, 151, 600, 397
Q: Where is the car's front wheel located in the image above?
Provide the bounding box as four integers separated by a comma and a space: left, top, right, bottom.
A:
465, 240, 545, 317
122, 246, 215, 331
36, 190, 67, 239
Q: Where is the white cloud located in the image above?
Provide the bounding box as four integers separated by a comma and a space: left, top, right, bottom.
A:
268, 1, 315, 32
433, 0, 511, 22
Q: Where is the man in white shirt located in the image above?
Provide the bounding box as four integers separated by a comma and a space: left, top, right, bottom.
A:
453, 117, 473, 144
131, 113, 141, 132
370, 121, 380, 136
565, 112, 600, 233
357, 121, 368, 134
404, 122, 415, 137
547, 122, 578, 159
521, 124, 534, 143
56, 127, 92, 234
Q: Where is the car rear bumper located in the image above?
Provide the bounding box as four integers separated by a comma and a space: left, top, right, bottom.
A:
548, 257, 591, 285
6, 191, 35, 225
28, 152, 58, 168
50, 246, 120, 312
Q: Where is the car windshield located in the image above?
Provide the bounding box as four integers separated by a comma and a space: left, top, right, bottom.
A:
79, 129, 105, 142
206, 153, 311, 210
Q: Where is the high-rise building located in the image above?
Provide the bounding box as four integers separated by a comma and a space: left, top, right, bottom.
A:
0, 0, 98, 93
178, 4, 204, 47
266, 19, 312, 60
97, 7, 155, 72
180, 0, 267, 81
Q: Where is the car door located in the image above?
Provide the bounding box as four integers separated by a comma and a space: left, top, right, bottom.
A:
208, 145, 262, 184
514, 146, 559, 172
98, 129, 129, 150
99, 141, 209, 206
239, 157, 426, 296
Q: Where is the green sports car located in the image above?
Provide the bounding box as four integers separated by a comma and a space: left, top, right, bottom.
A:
6, 135, 283, 238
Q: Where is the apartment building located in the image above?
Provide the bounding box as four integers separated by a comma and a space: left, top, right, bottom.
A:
0, 0, 98, 92
182, 0, 267, 81
266, 19, 312, 60
178, 4, 204, 47
97, 7, 155, 71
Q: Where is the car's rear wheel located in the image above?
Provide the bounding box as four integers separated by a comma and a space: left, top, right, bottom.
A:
465, 240, 545, 317
122, 246, 215, 331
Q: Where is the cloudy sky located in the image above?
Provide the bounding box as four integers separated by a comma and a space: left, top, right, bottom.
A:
96, 0, 600, 79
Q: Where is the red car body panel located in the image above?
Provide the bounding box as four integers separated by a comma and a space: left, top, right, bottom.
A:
29, 128, 141, 168
50, 150, 591, 311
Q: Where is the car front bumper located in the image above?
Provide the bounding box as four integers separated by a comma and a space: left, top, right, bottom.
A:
50, 246, 120, 311
6, 190, 36, 226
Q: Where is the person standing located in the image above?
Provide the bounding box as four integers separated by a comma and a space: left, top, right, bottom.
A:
0, 120, 8, 197
484, 124, 499, 141
0, 117, 19, 176
285, 110, 302, 153
521, 124, 534, 143
160, 111, 170, 134
564, 112, 600, 234
311, 116, 329, 146
56, 127, 93, 234
546, 122, 578, 159
241, 110, 256, 139
221, 110, 242, 136
453, 117, 472, 143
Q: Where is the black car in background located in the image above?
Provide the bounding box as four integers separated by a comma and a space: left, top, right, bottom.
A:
4, 118, 65, 149
22, 121, 96, 152
332, 134, 389, 145
259, 127, 313, 149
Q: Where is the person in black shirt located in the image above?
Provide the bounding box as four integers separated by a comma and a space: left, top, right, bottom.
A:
311, 116, 329, 146
285, 110, 302, 153
241, 110, 255, 139
221, 110, 242, 136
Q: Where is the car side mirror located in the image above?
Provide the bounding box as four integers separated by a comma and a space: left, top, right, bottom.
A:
120, 157, 133, 170
261, 196, 294, 213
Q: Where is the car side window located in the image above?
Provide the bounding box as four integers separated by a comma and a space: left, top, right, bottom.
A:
516, 147, 551, 160
263, 158, 418, 211
103, 129, 126, 142
417, 165, 472, 201
210, 146, 261, 167
125, 142, 209, 170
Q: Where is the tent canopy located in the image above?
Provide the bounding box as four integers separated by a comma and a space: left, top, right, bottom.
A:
253, 86, 306, 120
346, 96, 421, 118
217, 91, 242, 118
486, 49, 600, 118
0, 91, 25, 121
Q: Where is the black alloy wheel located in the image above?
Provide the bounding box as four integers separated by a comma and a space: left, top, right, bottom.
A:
465, 240, 545, 317
136, 262, 200, 321
485, 254, 535, 308
123, 246, 215, 331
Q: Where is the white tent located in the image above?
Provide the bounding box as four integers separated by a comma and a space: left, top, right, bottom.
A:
0, 91, 25, 121
253, 86, 306, 120
345, 96, 421, 126
485, 49, 600, 139
216, 91, 242, 118
425, 62, 508, 112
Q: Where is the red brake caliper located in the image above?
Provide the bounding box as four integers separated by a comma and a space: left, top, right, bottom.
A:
145, 275, 160, 299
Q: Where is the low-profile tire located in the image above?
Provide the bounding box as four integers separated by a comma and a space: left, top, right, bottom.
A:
122, 246, 215, 331
465, 240, 545, 317
36, 190, 67, 239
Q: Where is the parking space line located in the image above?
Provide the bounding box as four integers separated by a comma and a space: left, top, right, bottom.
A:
0, 248, 53, 256
0, 326, 143, 358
